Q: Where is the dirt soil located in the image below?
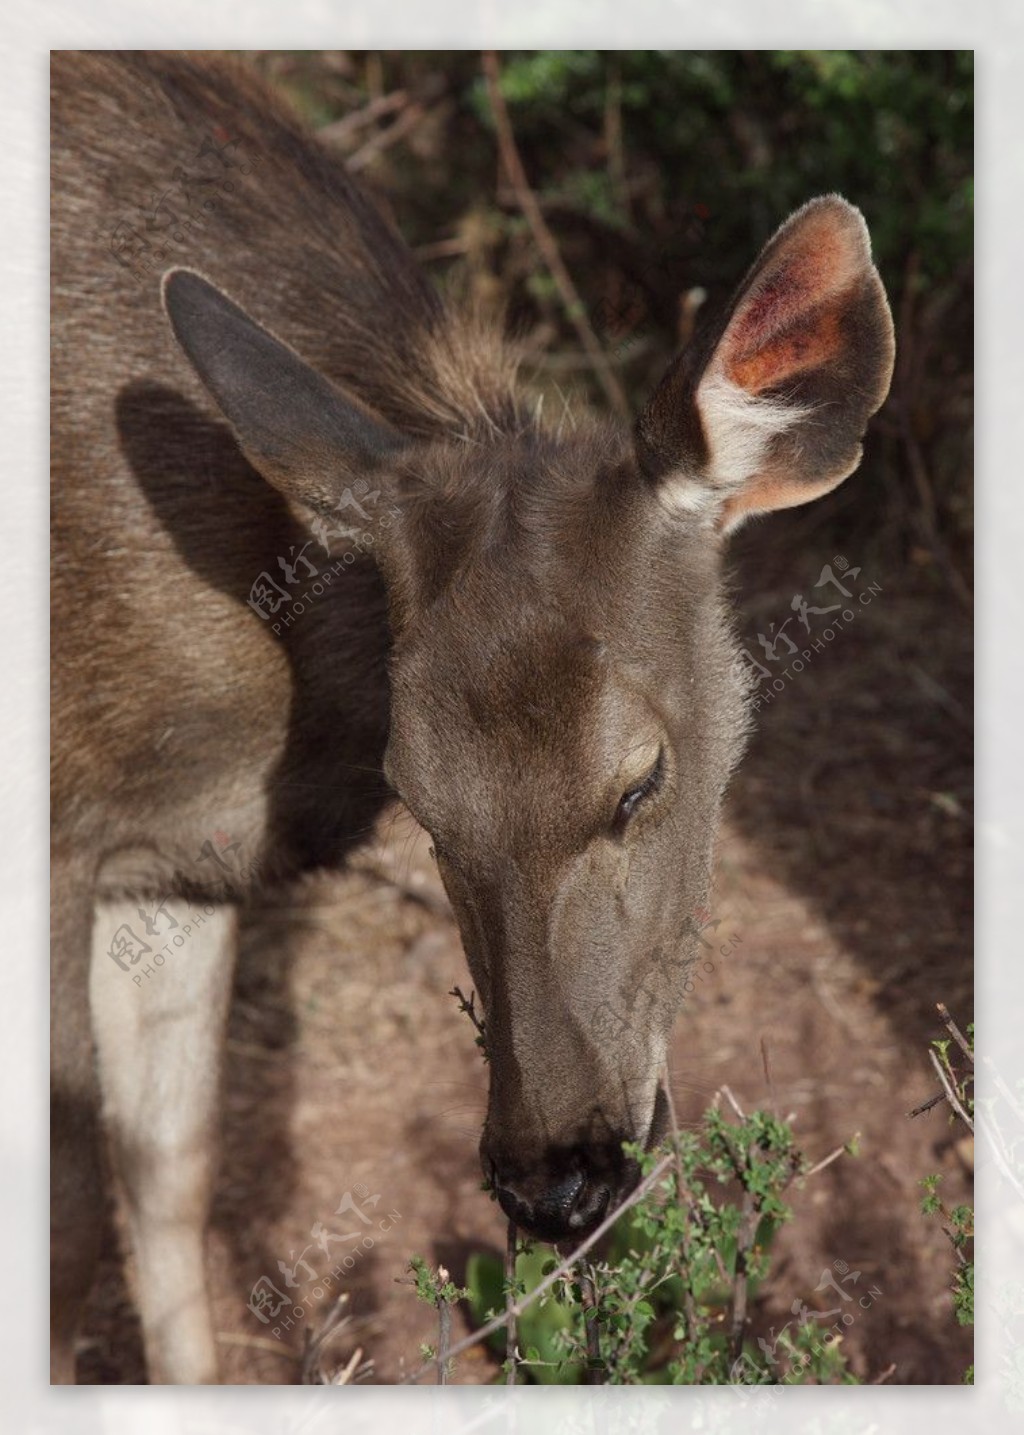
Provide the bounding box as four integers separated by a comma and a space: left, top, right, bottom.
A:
78, 548, 973, 1386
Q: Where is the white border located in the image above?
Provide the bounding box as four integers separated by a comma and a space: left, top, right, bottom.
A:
9, 5, 1010, 1432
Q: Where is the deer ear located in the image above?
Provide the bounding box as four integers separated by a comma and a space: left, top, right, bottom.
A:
635, 196, 895, 533
161, 268, 406, 514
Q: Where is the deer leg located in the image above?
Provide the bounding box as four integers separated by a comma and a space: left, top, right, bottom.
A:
90, 899, 237, 1384
50, 856, 103, 1384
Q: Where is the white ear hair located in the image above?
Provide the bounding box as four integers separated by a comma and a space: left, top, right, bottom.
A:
661, 369, 813, 521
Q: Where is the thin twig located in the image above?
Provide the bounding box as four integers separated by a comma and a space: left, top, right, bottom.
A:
871, 1361, 898, 1384
481, 50, 630, 422
937, 1003, 974, 1063
943, 1227, 970, 1267
300, 1292, 365, 1384
604, 61, 631, 222
401, 1152, 674, 1384
929, 1047, 974, 1132
728, 1184, 758, 1367
348, 102, 428, 173
505, 1221, 518, 1385
326, 1346, 366, 1385
661, 1064, 705, 1341
909, 1007, 973, 1119
721, 1084, 746, 1122
896, 250, 972, 612
718, 1098, 806, 1367
414, 236, 471, 262
319, 89, 408, 145
713, 1113, 759, 1367
437, 1276, 452, 1384
688, 1204, 733, 1291
802, 1140, 853, 1181
908, 1090, 947, 1119
450, 986, 487, 1045
579, 1265, 606, 1383
760, 1037, 777, 1116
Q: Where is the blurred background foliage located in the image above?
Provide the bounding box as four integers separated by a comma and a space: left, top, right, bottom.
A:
256, 49, 972, 596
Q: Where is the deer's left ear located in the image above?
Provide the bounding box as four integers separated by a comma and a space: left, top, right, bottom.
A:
635, 195, 895, 533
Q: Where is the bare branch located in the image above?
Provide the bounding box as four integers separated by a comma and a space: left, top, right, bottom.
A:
505, 1221, 518, 1385
908, 1090, 947, 1118
936, 1002, 974, 1063
348, 102, 429, 174
760, 1037, 778, 1115
300, 1292, 371, 1384
661, 1064, 709, 1331
580, 1264, 606, 1383
727, 1185, 758, 1367
803, 1139, 854, 1181
437, 1269, 452, 1384
319, 89, 408, 145
930, 1046, 974, 1132
449, 985, 486, 1043
721, 1084, 746, 1122
481, 50, 630, 423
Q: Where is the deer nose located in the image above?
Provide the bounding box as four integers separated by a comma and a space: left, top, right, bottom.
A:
493, 1168, 611, 1242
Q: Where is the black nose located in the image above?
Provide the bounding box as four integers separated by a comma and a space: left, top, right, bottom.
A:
494, 1167, 611, 1242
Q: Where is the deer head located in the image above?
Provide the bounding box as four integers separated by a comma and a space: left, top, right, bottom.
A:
163, 195, 894, 1241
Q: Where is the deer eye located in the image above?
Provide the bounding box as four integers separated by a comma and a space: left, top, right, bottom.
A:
613, 748, 665, 833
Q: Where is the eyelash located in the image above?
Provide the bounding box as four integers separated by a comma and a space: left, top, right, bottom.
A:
614, 747, 665, 832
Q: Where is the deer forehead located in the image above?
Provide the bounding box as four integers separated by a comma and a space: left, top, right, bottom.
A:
387, 650, 667, 816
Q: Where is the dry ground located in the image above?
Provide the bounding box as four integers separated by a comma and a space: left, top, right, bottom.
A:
78, 554, 973, 1386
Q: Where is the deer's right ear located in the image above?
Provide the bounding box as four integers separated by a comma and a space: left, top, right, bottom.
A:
161, 268, 406, 513
635, 196, 895, 533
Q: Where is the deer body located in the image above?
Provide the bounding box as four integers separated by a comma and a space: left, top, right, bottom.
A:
51, 52, 894, 1383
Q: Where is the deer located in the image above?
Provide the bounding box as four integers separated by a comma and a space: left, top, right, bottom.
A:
50, 51, 894, 1384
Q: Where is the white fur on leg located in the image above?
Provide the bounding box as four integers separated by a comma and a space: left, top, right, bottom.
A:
90, 898, 237, 1384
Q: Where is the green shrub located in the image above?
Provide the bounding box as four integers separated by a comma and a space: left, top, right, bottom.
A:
444, 1106, 862, 1385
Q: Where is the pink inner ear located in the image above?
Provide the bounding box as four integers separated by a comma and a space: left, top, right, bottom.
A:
728, 302, 844, 394
722, 209, 861, 395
